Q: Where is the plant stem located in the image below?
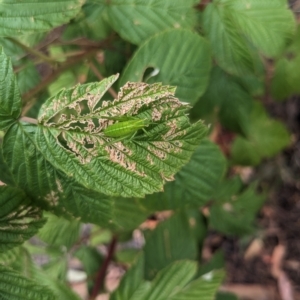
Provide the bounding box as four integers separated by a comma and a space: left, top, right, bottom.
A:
21, 48, 99, 116
88, 61, 118, 99
6, 37, 58, 66
20, 116, 38, 124
90, 235, 117, 300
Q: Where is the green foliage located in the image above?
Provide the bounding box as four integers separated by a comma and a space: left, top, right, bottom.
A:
141, 139, 226, 211
0, 48, 21, 131
0, 186, 45, 252
231, 102, 291, 165
0, 1, 297, 299
37, 74, 207, 197
75, 246, 103, 292
37, 213, 80, 249
0, 0, 84, 37
112, 257, 224, 300
271, 26, 300, 100
103, 0, 197, 45
63, 0, 111, 41
143, 211, 201, 279
203, 0, 296, 76
0, 264, 55, 300
192, 67, 253, 136
209, 177, 265, 236
121, 29, 211, 104
3, 123, 114, 224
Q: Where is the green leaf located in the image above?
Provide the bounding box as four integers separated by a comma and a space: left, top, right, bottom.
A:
2, 122, 114, 225
75, 246, 103, 292
0, 186, 45, 253
63, 0, 111, 41
0, 47, 21, 130
17, 61, 40, 94
111, 254, 145, 300
210, 179, 265, 236
231, 102, 291, 166
38, 213, 80, 249
197, 251, 225, 277
192, 67, 253, 136
121, 29, 211, 104
216, 292, 239, 300
203, 0, 295, 75
104, 0, 197, 45
0, 264, 55, 300
271, 27, 300, 100
169, 270, 225, 300
7, 247, 81, 300
0, 247, 21, 266
0, 145, 15, 185
144, 260, 198, 300
37, 74, 207, 197
112, 258, 223, 300
112, 197, 150, 230
141, 139, 226, 211
0, 0, 84, 37
143, 212, 198, 280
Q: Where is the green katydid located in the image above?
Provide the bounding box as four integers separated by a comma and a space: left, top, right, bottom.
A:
101, 115, 152, 144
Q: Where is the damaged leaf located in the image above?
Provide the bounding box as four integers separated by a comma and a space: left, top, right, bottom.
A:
37, 74, 207, 197
0, 186, 46, 252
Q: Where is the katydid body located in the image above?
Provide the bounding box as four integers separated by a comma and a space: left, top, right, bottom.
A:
102, 116, 151, 140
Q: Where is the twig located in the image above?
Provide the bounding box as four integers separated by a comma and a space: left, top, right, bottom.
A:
20, 116, 38, 124
6, 37, 58, 66
90, 236, 117, 300
263, 58, 274, 104
21, 48, 99, 116
88, 61, 118, 99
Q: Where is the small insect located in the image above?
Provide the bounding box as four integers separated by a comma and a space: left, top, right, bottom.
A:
101, 116, 152, 144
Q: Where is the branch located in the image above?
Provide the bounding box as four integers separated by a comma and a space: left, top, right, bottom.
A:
6, 37, 58, 66
90, 236, 117, 300
21, 48, 99, 116
20, 117, 38, 124
88, 61, 118, 99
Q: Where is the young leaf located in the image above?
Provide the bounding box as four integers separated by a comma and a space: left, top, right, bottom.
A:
0, 47, 22, 131
37, 74, 207, 197
141, 139, 226, 211
192, 67, 253, 136
112, 197, 151, 231
0, 186, 45, 253
0, 0, 84, 37
63, 0, 111, 41
4, 247, 81, 300
2, 123, 114, 225
271, 27, 300, 100
121, 29, 211, 104
144, 260, 198, 300
231, 102, 291, 166
209, 179, 265, 236
143, 211, 199, 280
103, 0, 197, 45
0, 145, 15, 186
75, 246, 103, 292
17, 61, 40, 94
38, 213, 80, 249
111, 254, 145, 300
203, 0, 296, 75
169, 270, 225, 300
0, 265, 55, 300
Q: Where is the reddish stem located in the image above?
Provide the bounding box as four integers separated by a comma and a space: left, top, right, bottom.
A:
90, 236, 117, 299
